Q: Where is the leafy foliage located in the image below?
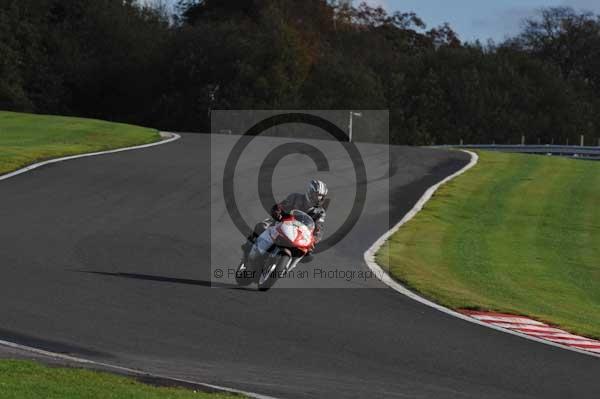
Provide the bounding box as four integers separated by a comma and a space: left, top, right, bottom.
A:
1, 0, 599, 145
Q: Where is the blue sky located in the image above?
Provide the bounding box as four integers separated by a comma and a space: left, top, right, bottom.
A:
158, 0, 600, 43
366, 0, 600, 42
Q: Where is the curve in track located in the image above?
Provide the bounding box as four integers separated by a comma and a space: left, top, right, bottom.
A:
1, 133, 599, 398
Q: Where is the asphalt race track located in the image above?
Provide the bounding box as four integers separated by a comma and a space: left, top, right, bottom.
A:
1, 133, 600, 398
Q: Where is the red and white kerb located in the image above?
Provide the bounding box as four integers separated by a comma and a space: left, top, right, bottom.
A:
461, 310, 600, 354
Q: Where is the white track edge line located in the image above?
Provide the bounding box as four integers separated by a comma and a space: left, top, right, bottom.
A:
0, 339, 276, 399
0, 130, 279, 398
0, 131, 181, 182
363, 149, 600, 360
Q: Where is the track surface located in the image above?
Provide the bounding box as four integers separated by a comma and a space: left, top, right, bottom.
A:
1, 133, 599, 398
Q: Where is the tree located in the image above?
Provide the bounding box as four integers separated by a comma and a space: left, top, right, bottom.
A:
513, 7, 600, 85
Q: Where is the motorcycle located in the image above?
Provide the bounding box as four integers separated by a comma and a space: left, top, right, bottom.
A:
236, 209, 316, 291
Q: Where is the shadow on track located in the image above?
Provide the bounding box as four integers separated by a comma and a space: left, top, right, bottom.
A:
74, 270, 248, 290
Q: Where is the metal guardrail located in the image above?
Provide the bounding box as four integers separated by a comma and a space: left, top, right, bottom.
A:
433, 144, 600, 159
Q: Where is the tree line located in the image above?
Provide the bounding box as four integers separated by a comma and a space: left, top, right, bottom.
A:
1, 0, 600, 145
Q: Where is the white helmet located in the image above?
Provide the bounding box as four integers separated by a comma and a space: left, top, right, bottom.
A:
306, 179, 328, 206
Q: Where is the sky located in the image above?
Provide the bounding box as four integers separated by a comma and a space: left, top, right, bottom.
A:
157, 0, 600, 43
365, 0, 600, 42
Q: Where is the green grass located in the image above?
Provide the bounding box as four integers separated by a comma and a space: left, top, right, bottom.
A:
0, 111, 160, 175
0, 360, 240, 399
377, 151, 600, 339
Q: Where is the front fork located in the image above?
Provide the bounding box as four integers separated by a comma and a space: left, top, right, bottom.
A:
246, 228, 300, 274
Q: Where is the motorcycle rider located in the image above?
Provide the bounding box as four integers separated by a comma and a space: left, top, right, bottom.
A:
243, 179, 328, 254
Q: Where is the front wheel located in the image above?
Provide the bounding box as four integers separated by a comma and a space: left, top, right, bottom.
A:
235, 261, 253, 287
257, 254, 290, 291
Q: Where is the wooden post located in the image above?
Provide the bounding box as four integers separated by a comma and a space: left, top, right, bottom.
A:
521, 135, 525, 145
581, 135, 585, 147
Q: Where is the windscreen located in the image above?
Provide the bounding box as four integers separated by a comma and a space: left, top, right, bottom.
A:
290, 210, 315, 231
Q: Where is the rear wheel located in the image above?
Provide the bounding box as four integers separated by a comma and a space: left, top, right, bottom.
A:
258, 254, 290, 291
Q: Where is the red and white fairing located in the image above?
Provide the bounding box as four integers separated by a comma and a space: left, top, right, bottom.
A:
238, 209, 318, 289
271, 214, 315, 252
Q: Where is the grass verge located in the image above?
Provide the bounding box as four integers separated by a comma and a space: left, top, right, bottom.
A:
0, 360, 240, 399
0, 111, 160, 176
377, 151, 600, 338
